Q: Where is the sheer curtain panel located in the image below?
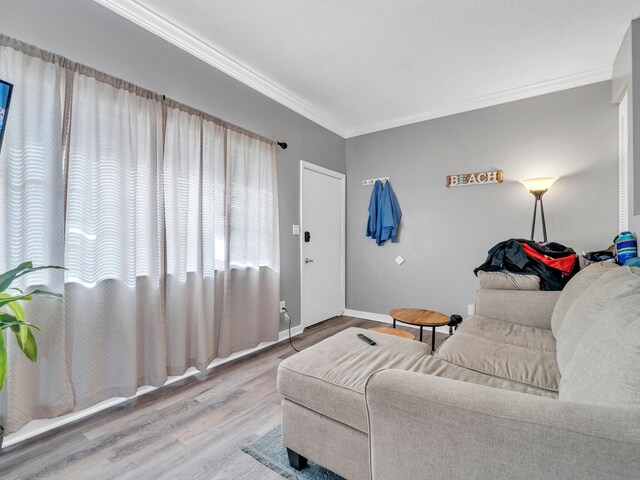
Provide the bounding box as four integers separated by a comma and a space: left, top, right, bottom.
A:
0, 43, 74, 432
64, 73, 167, 408
220, 130, 280, 356
163, 107, 225, 373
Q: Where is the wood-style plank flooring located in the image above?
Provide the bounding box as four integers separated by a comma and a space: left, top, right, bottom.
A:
0, 316, 445, 480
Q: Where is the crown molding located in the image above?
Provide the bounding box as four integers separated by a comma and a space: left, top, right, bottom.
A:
93, 0, 349, 137
92, 1, 614, 140
344, 65, 614, 138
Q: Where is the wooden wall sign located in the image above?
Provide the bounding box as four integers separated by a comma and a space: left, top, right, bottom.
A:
446, 169, 503, 188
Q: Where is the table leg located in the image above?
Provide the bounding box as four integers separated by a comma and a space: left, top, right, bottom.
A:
431, 327, 436, 353
393, 318, 396, 328
419, 326, 423, 342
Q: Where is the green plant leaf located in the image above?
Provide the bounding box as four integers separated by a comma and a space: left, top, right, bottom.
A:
4, 296, 26, 321
0, 261, 33, 293
0, 321, 41, 332
3, 297, 28, 353
0, 262, 66, 294
14, 265, 66, 279
0, 312, 40, 332
0, 290, 62, 309
0, 298, 38, 361
11, 326, 37, 363
0, 262, 63, 387
0, 294, 31, 308
0, 311, 17, 325
25, 289, 63, 300
1, 312, 23, 328
11, 322, 28, 353
0, 331, 6, 391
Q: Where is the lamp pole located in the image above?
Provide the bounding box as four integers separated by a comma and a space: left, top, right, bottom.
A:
539, 192, 548, 243
530, 189, 548, 243
520, 177, 558, 245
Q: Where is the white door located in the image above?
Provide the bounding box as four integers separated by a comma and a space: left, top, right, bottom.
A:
300, 161, 345, 328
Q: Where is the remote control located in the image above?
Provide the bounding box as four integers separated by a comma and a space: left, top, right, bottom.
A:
357, 333, 376, 346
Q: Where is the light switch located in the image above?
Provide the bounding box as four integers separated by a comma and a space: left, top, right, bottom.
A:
395, 255, 405, 265
293, 225, 300, 235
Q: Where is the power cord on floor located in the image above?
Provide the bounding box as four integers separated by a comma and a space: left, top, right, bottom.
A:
282, 307, 300, 352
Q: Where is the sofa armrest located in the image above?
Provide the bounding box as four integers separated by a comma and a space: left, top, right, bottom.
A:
366, 370, 640, 480
474, 289, 560, 329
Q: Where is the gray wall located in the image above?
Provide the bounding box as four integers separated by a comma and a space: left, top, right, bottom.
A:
346, 82, 618, 316
0, 0, 346, 330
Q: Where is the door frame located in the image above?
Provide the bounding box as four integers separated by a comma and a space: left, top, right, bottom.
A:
299, 160, 346, 329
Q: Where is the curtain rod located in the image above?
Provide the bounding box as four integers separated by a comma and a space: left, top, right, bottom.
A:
1, 34, 288, 149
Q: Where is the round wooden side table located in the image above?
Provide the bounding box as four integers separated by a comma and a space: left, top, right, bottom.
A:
368, 326, 416, 340
389, 308, 450, 353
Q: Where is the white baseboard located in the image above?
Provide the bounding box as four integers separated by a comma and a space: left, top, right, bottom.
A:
5, 325, 304, 448
343, 308, 393, 323
279, 324, 304, 341
343, 308, 450, 334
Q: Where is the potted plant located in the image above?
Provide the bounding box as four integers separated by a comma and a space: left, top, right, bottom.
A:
0, 261, 64, 450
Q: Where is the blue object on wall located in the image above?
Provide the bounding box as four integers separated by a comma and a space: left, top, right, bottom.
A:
365, 180, 401, 246
365, 180, 381, 240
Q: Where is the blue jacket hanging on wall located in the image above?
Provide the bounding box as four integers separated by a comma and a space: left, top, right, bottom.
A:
366, 180, 381, 239
366, 180, 401, 246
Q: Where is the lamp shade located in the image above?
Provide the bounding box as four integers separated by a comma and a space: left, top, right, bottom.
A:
519, 176, 559, 193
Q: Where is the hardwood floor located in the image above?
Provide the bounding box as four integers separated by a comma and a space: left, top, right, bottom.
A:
0, 317, 445, 480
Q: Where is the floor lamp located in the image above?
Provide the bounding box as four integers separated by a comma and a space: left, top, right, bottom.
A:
519, 177, 558, 244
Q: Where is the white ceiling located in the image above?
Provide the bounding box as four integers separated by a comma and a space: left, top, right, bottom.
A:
96, 0, 640, 138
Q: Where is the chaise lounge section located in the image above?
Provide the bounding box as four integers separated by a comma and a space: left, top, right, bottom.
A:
277, 262, 640, 479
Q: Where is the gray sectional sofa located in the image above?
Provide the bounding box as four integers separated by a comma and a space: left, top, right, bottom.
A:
277, 262, 640, 479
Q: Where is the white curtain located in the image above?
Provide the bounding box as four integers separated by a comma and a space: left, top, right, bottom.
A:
220, 130, 280, 356
0, 44, 74, 431
163, 107, 225, 373
0, 36, 280, 433
162, 109, 280, 366
64, 72, 167, 408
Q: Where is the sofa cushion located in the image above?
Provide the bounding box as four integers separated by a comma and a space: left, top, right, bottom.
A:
560, 294, 640, 406
456, 315, 555, 352
278, 327, 431, 433
435, 332, 560, 391
411, 353, 557, 399
555, 266, 640, 374
477, 270, 540, 290
278, 327, 556, 433
474, 289, 561, 329
550, 262, 618, 337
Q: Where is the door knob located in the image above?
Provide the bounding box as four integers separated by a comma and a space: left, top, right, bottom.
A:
305, 258, 314, 264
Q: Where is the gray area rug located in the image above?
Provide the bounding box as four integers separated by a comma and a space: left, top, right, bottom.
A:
242, 424, 345, 480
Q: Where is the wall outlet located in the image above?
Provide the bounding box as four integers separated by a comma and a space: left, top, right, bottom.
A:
280, 300, 286, 312
395, 255, 405, 265
292, 225, 300, 235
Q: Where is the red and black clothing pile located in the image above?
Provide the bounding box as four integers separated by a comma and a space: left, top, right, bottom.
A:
474, 239, 579, 291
